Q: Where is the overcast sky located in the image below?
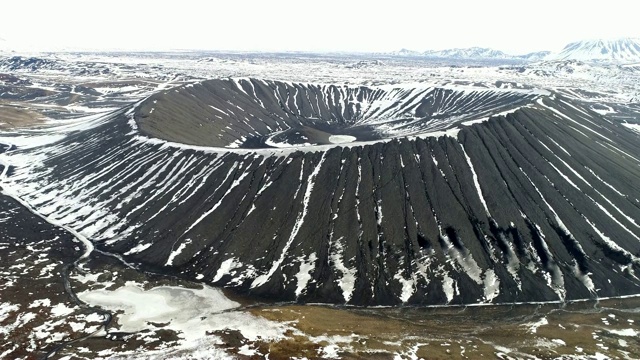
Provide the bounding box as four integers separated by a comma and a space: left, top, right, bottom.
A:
1, 0, 639, 54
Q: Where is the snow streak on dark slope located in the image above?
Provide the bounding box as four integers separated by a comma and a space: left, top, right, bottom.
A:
1, 83, 640, 306
137, 79, 537, 148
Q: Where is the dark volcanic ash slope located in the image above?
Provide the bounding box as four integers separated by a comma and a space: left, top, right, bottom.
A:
136, 79, 537, 148
1, 79, 640, 306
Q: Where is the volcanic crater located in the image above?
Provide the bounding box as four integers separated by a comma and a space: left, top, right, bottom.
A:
135, 78, 538, 148
5, 78, 640, 306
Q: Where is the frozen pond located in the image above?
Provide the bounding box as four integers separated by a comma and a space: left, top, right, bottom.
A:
78, 284, 289, 343
328, 135, 357, 144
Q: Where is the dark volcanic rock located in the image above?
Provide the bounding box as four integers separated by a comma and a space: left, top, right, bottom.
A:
3, 79, 640, 306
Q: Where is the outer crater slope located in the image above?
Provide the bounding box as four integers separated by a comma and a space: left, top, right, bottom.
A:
2, 78, 640, 306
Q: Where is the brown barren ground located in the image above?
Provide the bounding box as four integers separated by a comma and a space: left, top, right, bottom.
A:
0, 102, 45, 128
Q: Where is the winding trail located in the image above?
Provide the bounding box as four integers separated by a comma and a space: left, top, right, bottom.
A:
42, 263, 113, 360
0, 184, 114, 359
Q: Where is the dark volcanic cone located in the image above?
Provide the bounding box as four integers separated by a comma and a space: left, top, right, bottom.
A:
3, 78, 640, 306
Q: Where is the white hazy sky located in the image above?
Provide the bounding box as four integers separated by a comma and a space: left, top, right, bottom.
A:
1, 0, 639, 54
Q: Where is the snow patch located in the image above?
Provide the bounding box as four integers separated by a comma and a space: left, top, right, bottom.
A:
124, 242, 151, 255
50, 303, 75, 317
0, 302, 19, 322
607, 328, 638, 337
328, 135, 357, 144
523, 317, 548, 333
482, 269, 500, 303
461, 144, 490, 216
329, 237, 357, 303
212, 258, 241, 283
393, 270, 415, 303
294, 253, 318, 298
165, 239, 191, 266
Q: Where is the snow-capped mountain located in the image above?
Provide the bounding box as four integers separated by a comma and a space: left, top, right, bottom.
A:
423, 47, 510, 59
389, 48, 423, 56
389, 47, 551, 62
516, 50, 551, 62
548, 38, 640, 62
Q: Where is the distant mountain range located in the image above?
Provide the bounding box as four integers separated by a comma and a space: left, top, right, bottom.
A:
2, 36, 640, 63
390, 38, 640, 63
389, 47, 550, 61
